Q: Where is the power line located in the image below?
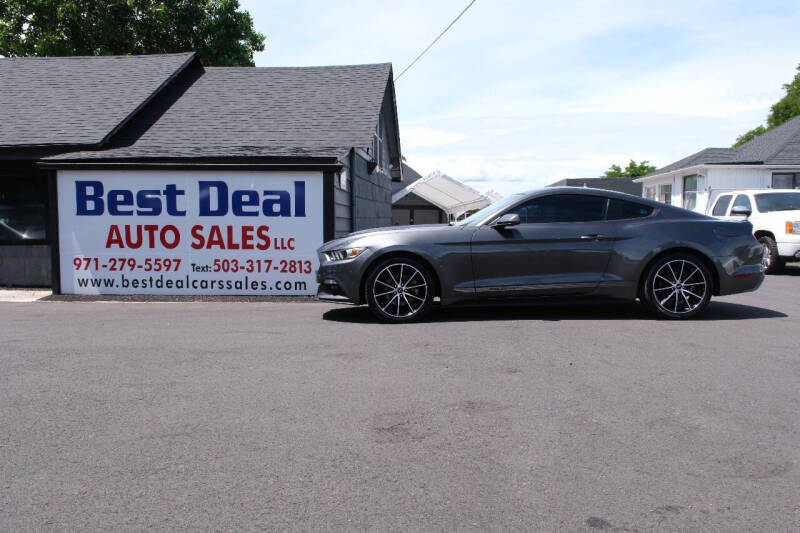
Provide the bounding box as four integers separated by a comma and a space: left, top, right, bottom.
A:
395, 0, 478, 81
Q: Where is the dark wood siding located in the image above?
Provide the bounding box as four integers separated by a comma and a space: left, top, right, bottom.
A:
334, 186, 352, 238
352, 152, 392, 231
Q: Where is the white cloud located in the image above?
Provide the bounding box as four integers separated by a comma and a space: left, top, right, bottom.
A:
240, 0, 800, 194
401, 127, 466, 147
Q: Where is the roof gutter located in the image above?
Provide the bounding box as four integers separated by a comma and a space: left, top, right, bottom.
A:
634, 164, 706, 183
38, 160, 343, 171
635, 163, 800, 183
386, 66, 403, 183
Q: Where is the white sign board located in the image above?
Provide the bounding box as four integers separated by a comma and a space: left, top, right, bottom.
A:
57, 170, 323, 295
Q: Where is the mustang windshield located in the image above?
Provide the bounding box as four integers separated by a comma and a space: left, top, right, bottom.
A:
456, 193, 525, 226
755, 192, 800, 212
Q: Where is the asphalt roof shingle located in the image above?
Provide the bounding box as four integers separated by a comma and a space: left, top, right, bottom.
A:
0, 53, 195, 148
49, 63, 393, 160
393, 163, 423, 194
734, 115, 800, 163
651, 147, 739, 175
647, 115, 800, 176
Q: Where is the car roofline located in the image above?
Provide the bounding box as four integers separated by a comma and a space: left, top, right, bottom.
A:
519, 186, 665, 208
471, 186, 683, 227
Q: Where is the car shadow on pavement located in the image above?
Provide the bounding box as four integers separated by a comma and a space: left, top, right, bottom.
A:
322, 300, 787, 324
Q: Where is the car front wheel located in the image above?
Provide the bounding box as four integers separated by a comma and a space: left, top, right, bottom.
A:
365, 257, 434, 323
641, 253, 712, 319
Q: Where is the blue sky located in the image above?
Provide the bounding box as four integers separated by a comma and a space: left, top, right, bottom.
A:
240, 0, 800, 195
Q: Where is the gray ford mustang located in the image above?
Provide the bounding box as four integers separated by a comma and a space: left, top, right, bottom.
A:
316, 187, 764, 322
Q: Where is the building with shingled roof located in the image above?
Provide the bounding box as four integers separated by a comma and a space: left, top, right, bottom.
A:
0, 53, 403, 293
634, 115, 800, 213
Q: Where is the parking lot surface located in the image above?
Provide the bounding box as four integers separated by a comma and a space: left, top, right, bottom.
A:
2, 269, 800, 531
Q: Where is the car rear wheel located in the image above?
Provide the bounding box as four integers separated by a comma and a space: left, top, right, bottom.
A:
641, 253, 712, 319
365, 257, 434, 323
758, 235, 783, 274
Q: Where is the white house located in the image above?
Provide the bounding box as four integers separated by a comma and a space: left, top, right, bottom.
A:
634, 115, 800, 213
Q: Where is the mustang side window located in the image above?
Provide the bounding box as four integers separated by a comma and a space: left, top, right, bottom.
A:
605, 199, 654, 220
510, 194, 607, 223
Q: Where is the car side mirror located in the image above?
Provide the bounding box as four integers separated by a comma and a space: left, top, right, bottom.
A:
730, 206, 752, 217
491, 213, 520, 229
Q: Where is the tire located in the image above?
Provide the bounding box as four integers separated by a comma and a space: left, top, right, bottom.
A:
758, 235, 784, 274
365, 256, 434, 323
641, 252, 712, 319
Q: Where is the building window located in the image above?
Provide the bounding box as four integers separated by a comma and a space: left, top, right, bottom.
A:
659, 184, 672, 205
373, 113, 384, 171
644, 186, 656, 200
0, 176, 48, 243
683, 174, 697, 210
772, 173, 799, 189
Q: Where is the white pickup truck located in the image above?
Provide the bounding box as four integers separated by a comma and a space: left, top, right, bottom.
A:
708, 189, 800, 273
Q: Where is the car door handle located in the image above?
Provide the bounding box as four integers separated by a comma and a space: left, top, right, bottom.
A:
580, 234, 605, 240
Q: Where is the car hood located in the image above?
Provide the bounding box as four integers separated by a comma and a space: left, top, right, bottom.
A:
349, 224, 452, 237
319, 224, 461, 251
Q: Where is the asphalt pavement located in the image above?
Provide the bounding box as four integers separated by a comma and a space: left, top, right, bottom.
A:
2, 268, 799, 531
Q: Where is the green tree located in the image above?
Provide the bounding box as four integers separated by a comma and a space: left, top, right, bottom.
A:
0, 0, 265, 66
734, 125, 767, 147
734, 64, 800, 147
603, 160, 657, 178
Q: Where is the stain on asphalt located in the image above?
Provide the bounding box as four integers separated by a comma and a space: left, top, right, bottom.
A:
450, 399, 512, 415
327, 351, 367, 362
717, 454, 793, 480
644, 415, 701, 436
370, 411, 430, 443
652, 505, 684, 522
586, 516, 614, 529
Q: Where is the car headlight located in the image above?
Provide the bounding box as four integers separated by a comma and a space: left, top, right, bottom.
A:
786, 221, 800, 235
324, 247, 366, 262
